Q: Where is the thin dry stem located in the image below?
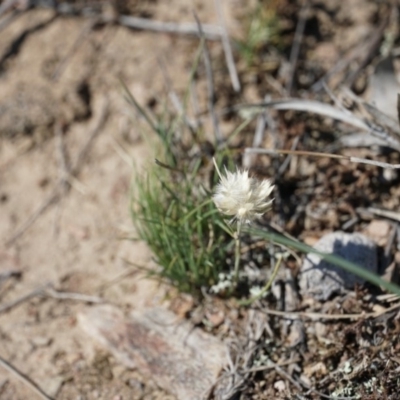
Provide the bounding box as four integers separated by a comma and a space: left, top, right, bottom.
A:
286, 1, 309, 94
158, 57, 198, 132
245, 147, 400, 170
44, 288, 103, 303
212, 157, 223, 180
214, 0, 240, 92
118, 15, 223, 40
232, 97, 400, 152
0, 285, 50, 314
52, 18, 96, 81
0, 283, 102, 314
233, 220, 242, 288
194, 13, 222, 144
239, 253, 283, 306
243, 98, 268, 168
0, 356, 54, 400
259, 301, 400, 321
4, 98, 109, 246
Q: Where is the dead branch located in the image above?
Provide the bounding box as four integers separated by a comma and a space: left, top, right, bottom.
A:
0, 284, 50, 314
243, 99, 268, 169
233, 97, 400, 152
194, 13, 222, 144
214, 0, 240, 92
258, 301, 400, 321
245, 147, 400, 170
273, 361, 303, 391
158, 57, 198, 133
4, 98, 109, 247
44, 287, 103, 303
0, 355, 54, 400
118, 15, 222, 40
52, 18, 97, 81
0, 284, 103, 315
286, 1, 309, 94
71, 98, 109, 174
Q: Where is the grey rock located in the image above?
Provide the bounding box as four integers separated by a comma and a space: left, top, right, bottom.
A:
299, 231, 378, 301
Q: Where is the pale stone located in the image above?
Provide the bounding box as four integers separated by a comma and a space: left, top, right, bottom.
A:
78, 305, 227, 400
299, 231, 378, 300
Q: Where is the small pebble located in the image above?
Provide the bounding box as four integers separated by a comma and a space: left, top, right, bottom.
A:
40, 376, 64, 397
31, 336, 52, 347
364, 219, 391, 246
274, 380, 286, 392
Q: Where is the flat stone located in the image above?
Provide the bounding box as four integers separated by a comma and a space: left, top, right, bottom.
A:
299, 231, 378, 301
40, 376, 64, 397
78, 305, 227, 400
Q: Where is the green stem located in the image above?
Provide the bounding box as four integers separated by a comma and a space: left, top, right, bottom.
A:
233, 220, 242, 287
239, 253, 283, 306
246, 226, 400, 298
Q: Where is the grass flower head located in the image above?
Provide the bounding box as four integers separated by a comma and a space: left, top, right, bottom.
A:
212, 158, 274, 224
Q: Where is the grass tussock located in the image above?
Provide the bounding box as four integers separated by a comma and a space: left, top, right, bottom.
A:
130, 136, 231, 296
122, 39, 238, 295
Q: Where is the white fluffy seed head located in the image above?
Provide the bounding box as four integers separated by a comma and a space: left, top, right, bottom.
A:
212, 158, 274, 224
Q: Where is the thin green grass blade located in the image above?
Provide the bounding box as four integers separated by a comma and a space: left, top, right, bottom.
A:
119, 78, 158, 132
247, 226, 400, 297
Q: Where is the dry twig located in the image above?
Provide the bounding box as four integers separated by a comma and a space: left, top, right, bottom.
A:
0, 283, 103, 315
214, 0, 240, 92
0, 356, 54, 400
52, 18, 97, 81
344, 15, 389, 88
44, 287, 103, 303
312, 20, 387, 91
26, 0, 224, 40
4, 187, 59, 247
286, 1, 309, 94
243, 97, 269, 169
277, 136, 300, 177
245, 147, 400, 170
4, 98, 109, 246
234, 97, 400, 152
247, 357, 300, 373
259, 301, 400, 321
53, 122, 70, 236
194, 13, 222, 144
0, 284, 50, 314
273, 361, 303, 391
71, 98, 109, 173
118, 14, 222, 40
158, 58, 198, 132
235, 98, 374, 130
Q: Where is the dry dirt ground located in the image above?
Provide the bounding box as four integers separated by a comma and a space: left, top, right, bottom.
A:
3, 1, 400, 399
0, 1, 242, 398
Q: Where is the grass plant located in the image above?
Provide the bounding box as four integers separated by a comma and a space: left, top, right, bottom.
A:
126, 72, 234, 294
246, 226, 400, 298
125, 32, 400, 303
236, 1, 281, 66
128, 90, 400, 301
131, 158, 231, 294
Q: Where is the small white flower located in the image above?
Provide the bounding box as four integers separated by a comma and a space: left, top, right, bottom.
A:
212, 158, 274, 224
249, 285, 266, 298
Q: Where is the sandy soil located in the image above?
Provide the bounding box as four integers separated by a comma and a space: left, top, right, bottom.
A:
0, 2, 238, 398
3, 1, 399, 399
